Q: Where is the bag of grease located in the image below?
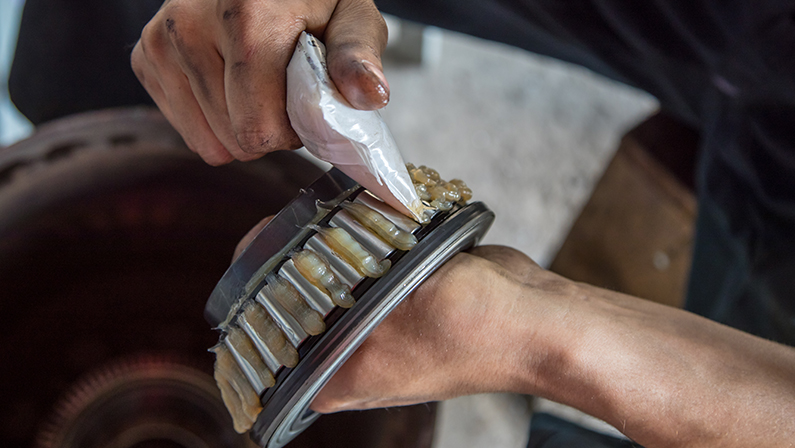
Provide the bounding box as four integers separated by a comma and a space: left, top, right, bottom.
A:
286, 32, 429, 223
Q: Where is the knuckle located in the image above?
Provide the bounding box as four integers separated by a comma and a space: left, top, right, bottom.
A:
139, 21, 169, 62
219, 1, 303, 52
235, 130, 280, 154
179, 134, 233, 166
217, 0, 243, 22
234, 118, 300, 154
234, 151, 264, 162
144, 5, 210, 79
161, 8, 188, 45
199, 146, 235, 166
155, 3, 198, 50
203, 156, 231, 167
217, 0, 252, 40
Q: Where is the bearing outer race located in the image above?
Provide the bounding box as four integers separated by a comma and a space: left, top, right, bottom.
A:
254, 202, 494, 447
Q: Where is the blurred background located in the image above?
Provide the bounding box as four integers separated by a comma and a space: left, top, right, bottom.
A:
0, 3, 672, 448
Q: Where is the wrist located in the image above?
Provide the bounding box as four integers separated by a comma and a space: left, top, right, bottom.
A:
429, 247, 587, 400
470, 266, 586, 398
415, 249, 567, 398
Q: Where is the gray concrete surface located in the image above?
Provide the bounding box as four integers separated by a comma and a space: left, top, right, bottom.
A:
381, 26, 658, 268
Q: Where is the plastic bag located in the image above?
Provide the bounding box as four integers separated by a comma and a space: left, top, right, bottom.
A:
286, 32, 429, 222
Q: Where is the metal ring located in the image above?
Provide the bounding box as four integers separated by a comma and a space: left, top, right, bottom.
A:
205, 168, 494, 448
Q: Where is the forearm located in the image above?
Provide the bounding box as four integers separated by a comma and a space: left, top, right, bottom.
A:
512, 272, 795, 447
314, 246, 795, 447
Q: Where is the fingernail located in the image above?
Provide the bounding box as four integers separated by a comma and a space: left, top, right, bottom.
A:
361, 60, 390, 105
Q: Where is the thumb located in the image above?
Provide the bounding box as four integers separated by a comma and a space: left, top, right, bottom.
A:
323, 0, 390, 110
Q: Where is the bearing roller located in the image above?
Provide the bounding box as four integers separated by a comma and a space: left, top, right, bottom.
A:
205, 167, 494, 448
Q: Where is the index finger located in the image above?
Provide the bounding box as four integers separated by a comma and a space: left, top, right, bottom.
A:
217, 0, 334, 154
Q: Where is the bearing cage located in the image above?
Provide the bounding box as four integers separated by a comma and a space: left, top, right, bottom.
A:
205, 168, 494, 448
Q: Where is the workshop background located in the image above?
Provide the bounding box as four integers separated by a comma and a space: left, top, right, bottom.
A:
0, 3, 668, 447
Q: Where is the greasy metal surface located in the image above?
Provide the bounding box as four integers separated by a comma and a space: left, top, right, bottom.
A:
302, 236, 364, 289
329, 209, 396, 260
227, 337, 269, 395
240, 313, 283, 374
355, 192, 421, 233
256, 289, 310, 348
280, 259, 339, 315
204, 169, 358, 327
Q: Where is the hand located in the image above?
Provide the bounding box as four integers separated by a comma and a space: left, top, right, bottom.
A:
131, 0, 390, 166
311, 245, 558, 413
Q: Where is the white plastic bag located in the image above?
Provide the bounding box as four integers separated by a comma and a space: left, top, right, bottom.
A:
286, 32, 429, 222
